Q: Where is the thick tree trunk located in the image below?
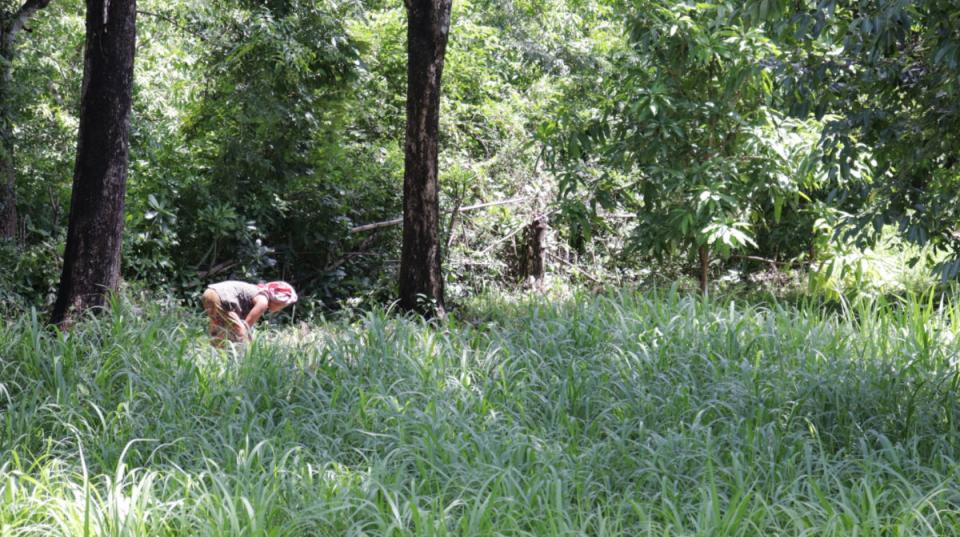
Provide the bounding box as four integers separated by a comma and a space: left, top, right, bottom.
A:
698, 244, 709, 295
398, 0, 452, 317
50, 0, 137, 327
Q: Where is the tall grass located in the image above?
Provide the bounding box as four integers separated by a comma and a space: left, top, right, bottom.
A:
2, 288, 960, 535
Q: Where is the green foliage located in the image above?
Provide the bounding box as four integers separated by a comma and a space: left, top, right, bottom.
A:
8, 1, 83, 236
119, 0, 609, 305
8, 0, 609, 309
4, 291, 960, 534
546, 1, 828, 285
760, 1, 960, 275
0, 236, 61, 313
7, 0, 960, 306
108, 0, 406, 306
437, 0, 573, 294
134, 0, 373, 293
806, 226, 946, 303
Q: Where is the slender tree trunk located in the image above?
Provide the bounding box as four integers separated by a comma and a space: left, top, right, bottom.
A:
399, 0, 452, 317
0, 38, 15, 241
50, 0, 137, 327
525, 217, 547, 285
0, 169, 13, 241
698, 244, 709, 295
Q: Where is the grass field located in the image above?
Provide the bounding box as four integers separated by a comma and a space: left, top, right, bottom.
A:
2, 289, 960, 536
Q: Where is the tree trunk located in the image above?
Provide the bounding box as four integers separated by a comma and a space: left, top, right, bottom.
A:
0, 38, 15, 240
50, 0, 137, 327
698, 244, 709, 295
398, 0, 452, 317
525, 217, 547, 285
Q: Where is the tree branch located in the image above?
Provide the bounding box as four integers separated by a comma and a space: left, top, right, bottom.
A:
137, 9, 211, 43
350, 196, 529, 234
548, 252, 603, 284
445, 196, 462, 250
196, 260, 237, 279
324, 233, 379, 273
349, 216, 403, 234
477, 205, 560, 257
729, 254, 791, 267
5, 0, 52, 50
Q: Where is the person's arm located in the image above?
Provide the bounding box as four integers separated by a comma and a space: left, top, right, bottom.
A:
225, 312, 249, 341
243, 295, 270, 333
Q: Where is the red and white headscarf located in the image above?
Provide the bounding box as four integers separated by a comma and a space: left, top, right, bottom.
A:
258, 281, 298, 306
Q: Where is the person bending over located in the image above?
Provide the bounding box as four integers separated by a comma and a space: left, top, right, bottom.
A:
202, 280, 297, 346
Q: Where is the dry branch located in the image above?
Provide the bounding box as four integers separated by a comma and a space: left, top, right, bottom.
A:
547, 252, 604, 284
350, 196, 529, 234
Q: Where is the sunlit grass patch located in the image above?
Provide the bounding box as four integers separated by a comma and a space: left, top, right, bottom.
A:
2, 289, 960, 535
810, 227, 947, 303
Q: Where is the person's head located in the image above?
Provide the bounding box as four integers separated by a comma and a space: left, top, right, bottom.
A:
258, 281, 298, 312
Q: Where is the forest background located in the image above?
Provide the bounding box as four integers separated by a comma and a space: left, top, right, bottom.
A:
2, 0, 960, 313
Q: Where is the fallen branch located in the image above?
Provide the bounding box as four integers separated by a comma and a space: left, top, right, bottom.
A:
349, 217, 403, 234
323, 233, 379, 273
350, 196, 530, 234
548, 252, 604, 285
730, 254, 791, 267
477, 206, 560, 257
197, 260, 237, 279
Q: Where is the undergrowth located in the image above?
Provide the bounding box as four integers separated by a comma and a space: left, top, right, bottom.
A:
2, 288, 960, 535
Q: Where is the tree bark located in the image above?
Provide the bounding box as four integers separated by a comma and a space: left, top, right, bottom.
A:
0, 0, 53, 241
525, 217, 547, 284
50, 0, 137, 327
698, 244, 709, 295
0, 38, 15, 241
398, 0, 452, 317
